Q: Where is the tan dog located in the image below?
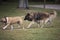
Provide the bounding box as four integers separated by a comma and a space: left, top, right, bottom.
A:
0, 16, 23, 30
24, 10, 57, 28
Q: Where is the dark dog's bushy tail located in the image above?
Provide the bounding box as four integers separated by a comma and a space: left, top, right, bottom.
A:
50, 10, 57, 18
53, 10, 57, 18
49, 10, 57, 22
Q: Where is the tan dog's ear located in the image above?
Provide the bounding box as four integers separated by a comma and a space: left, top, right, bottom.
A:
3, 16, 7, 18
0, 18, 5, 22
0, 16, 7, 22
0, 19, 1, 22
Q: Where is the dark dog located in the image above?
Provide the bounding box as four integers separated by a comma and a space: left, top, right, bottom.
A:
24, 11, 57, 28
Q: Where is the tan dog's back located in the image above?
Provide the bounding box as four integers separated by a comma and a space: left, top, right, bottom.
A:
7, 17, 23, 24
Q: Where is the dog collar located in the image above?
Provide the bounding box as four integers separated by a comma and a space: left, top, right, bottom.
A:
4, 17, 8, 23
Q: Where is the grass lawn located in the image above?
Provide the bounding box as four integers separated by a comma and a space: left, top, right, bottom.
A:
0, 2, 60, 40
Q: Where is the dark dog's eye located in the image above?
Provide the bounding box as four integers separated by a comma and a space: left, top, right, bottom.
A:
25, 13, 30, 18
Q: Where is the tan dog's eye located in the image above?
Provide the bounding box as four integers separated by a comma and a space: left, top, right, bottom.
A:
2, 18, 6, 21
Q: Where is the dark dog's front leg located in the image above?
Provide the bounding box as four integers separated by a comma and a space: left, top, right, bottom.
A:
27, 21, 34, 28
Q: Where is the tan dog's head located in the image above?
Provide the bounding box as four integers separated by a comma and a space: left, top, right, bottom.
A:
0, 16, 7, 23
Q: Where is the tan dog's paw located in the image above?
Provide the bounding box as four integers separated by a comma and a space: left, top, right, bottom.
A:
3, 27, 6, 29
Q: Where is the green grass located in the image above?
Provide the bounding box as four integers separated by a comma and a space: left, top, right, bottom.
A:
0, 28, 60, 40
0, 2, 60, 40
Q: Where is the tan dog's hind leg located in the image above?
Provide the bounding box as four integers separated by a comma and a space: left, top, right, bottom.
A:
17, 23, 21, 28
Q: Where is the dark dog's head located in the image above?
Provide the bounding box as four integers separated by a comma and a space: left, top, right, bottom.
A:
24, 13, 33, 21
24, 12, 50, 21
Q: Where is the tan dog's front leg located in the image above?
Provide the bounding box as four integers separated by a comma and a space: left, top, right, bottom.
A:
3, 24, 10, 29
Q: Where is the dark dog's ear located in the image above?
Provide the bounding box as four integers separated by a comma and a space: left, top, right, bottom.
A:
24, 13, 30, 20
27, 13, 30, 15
